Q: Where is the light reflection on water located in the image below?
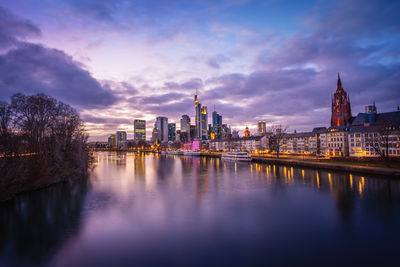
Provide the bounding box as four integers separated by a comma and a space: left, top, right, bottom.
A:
1, 151, 400, 266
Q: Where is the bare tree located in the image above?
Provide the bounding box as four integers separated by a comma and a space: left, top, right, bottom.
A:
268, 125, 288, 158
365, 125, 399, 160
0, 101, 13, 156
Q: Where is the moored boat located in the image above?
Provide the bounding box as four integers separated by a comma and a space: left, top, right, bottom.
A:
167, 150, 184, 155
183, 150, 201, 156
221, 151, 251, 162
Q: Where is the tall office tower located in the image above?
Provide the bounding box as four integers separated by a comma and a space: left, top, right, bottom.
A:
108, 134, 116, 147
212, 110, 222, 139
180, 131, 189, 142
190, 125, 196, 141
208, 124, 212, 139
134, 120, 146, 140
201, 106, 208, 140
257, 120, 266, 135
175, 130, 181, 142
222, 124, 231, 138
151, 127, 159, 143
194, 93, 202, 139
331, 73, 352, 127
180, 114, 191, 140
116, 131, 127, 147
168, 123, 176, 141
154, 116, 168, 142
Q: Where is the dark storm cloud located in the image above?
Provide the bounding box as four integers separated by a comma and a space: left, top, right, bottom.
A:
0, 5, 41, 48
0, 5, 119, 109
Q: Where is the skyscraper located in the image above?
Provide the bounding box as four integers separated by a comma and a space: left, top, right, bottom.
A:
212, 110, 222, 139
201, 106, 208, 140
168, 123, 176, 141
154, 116, 168, 142
194, 93, 202, 139
180, 114, 191, 142
257, 120, 266, 135
134, 119, 146, 140
108, 134, 116, 147
222, 124, 231, 138
116, 131, 127, 147
331, 73, 352, 127
190, 125, 196, 141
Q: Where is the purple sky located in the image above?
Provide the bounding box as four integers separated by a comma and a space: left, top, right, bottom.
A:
0, 0, 399, 140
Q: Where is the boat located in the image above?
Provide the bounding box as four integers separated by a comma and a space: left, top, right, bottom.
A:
167, 150, 184, 155
221, 151, 252, 162
183, 150, 201, 156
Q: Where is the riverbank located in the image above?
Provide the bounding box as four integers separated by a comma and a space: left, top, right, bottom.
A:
0, 168, 88, 203
252, 157, 400, 177
0, 154, 92, 203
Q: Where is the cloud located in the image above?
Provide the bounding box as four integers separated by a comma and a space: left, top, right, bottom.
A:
0, 5, 119, 109
0, 43, 120, 109
139, 93, 187, 105
164, 78, 203, 91
207, 54, 231, 69
66, 0, 119, 22
0, 5, 41, 48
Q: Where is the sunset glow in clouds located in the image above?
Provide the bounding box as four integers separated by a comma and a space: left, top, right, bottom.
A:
0, 0, 399, 140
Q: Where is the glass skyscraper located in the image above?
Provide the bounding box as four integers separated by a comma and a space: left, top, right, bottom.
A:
134, 119, 146, 140
180, 114, 190, 141
257, 120, 266, 135
194, 94, 202, 139
212, 111, 222, 139
116, 131, 127, 147
201, 106, 208, 140
168, 123, 176, 141
154, 117, 168, 143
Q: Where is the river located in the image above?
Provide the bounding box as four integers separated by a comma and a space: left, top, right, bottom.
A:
1, 151, 400, 266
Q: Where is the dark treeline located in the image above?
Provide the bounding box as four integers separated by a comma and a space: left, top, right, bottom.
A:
0, 93, 90, 201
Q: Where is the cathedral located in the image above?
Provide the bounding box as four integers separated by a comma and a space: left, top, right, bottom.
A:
331, 73, 352, 127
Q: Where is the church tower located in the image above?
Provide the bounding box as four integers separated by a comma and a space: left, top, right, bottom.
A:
331, 73, 352, 127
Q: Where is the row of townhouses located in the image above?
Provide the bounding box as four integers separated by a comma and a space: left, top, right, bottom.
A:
209, 136, 268, 152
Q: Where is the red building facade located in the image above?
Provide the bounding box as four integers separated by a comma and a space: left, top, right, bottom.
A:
331, 73, 352, 127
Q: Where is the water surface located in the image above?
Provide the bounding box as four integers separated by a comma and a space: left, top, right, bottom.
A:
1, 151, 400, 266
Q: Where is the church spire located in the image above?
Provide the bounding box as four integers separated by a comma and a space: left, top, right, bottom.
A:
337, 72, 342, 89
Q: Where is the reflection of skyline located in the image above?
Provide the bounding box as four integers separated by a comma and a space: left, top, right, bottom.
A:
99, 152, 400, 203
248, 162, 400, 222
2, 152, 400, 267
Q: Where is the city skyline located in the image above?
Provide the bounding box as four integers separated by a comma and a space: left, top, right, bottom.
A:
0, 1, 399, 141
